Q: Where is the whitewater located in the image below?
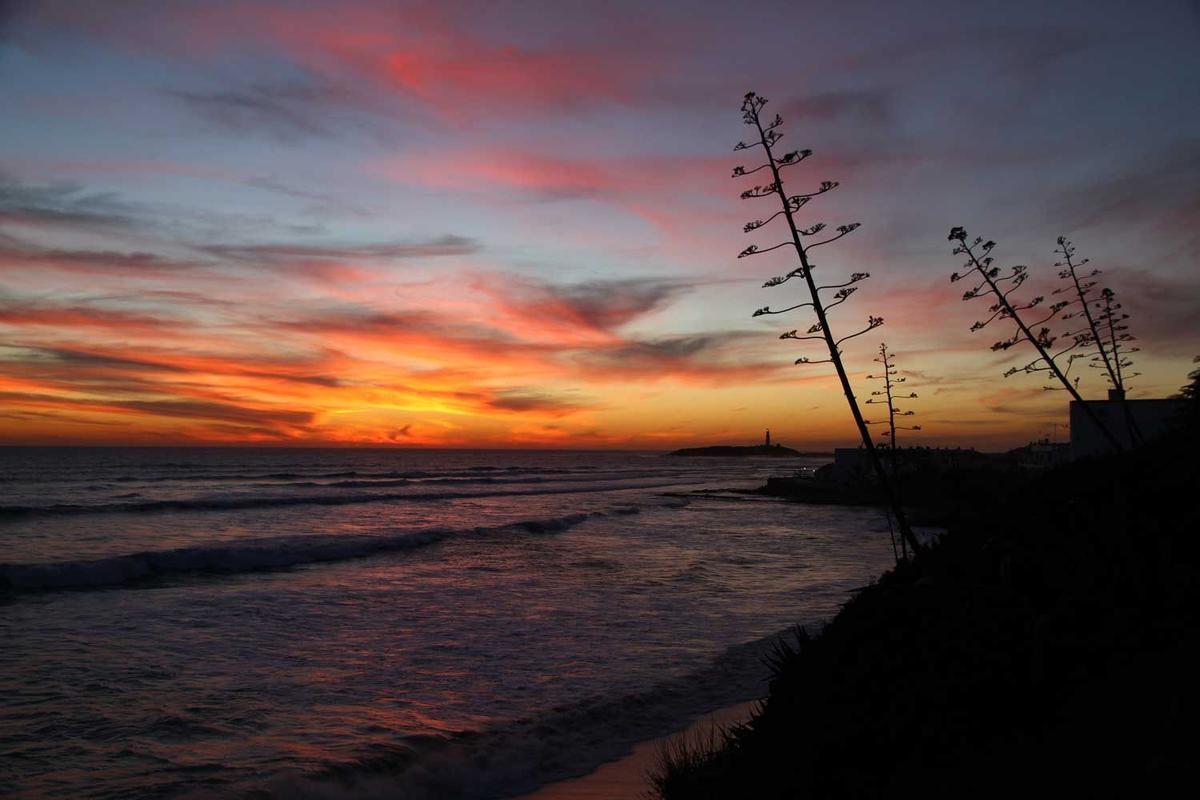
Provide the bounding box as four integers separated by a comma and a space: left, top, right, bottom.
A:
0, 447, 896, 798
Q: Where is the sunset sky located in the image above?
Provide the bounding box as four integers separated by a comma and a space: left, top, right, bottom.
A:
1, 0, 1198, 449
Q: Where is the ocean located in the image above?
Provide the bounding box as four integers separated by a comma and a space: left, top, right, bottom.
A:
0, 448, 896, 798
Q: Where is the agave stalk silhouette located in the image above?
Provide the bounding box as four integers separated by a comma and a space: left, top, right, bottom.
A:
1054, 238, 1141, 391
736, 91, 922, 558
1053, 238, 1117, 387
1093, 287, 1139, 391
864, 342, 920, 563
1053, 237, 1142, 443
865, 342, 920, 452
947, 227, 1122, 453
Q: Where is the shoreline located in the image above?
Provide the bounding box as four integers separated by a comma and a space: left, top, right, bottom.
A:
519, 701, 758, 800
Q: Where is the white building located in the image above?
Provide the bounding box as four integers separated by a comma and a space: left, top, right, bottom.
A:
1069, 390, 1186, 459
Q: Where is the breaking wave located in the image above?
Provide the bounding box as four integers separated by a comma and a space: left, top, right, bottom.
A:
0, 512, 602, 595
11, 465, 591, 485
0, 481, 681, 520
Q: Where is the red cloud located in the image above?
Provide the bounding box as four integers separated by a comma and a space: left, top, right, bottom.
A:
33, 2, 657, 115
392, 150, 728, 198
377, 45, 640, 112
0, 304, 181, 336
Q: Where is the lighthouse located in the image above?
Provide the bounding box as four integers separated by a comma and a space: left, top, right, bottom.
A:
765, 428, 771, 447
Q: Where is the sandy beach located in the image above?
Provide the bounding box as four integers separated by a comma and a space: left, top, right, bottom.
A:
521, 702, 757, 800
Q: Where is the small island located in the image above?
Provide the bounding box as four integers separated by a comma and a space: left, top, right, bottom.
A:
668, 430, 805, 457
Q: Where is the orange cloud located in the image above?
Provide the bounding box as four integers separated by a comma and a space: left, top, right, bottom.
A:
1, 261, 786, 445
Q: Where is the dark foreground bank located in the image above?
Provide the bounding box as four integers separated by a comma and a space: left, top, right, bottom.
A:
655, 413, 1200, 798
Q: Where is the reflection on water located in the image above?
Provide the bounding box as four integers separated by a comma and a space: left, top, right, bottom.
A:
0, 448, 893, 798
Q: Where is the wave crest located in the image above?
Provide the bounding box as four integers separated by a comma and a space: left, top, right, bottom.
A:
0, 513, 596, 595
0, 482, 679, 520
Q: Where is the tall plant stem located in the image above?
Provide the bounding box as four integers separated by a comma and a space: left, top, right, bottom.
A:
1100, 290, 1144, 445
960, 241, 1124, 453
750, 110, 923, 558
881, 346, 898, 450
1062, 247, 1119, 389
1103, 292, 1126, 392
876, 347, 907, 560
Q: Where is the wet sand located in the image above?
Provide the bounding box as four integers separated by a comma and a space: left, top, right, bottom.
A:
521, 701, 758, 800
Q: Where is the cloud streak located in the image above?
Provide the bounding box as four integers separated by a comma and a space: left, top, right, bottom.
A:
201, 235, 479, 264
166, 81, 345, 142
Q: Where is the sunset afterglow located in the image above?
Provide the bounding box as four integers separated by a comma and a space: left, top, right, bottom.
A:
2, 1, 1197, 449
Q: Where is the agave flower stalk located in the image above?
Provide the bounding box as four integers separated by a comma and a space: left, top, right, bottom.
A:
864, 342, 920, 563
865, 342, 920, 451
737, 91, 922, 558
947, 227, 1122, 453
1053, 237, 1143, 444
1053, 237, 1140, 393
1053, 237, 1117, 388
1093, 287, 1140, 393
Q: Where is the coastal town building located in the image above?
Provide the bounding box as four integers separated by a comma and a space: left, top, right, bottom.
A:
1069, 390, 1187, 459
1006, 439, 1070, 470
830, 446, 986, 483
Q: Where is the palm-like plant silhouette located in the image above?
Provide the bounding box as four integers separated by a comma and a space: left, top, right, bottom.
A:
946, 227, 1122, 453
737, 91, 921, 558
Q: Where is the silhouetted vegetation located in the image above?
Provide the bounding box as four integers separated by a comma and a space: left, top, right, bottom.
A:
737, 91, 921, 557
1174, 355, 1200, 425
863, 342, 920, 560
1177, 356, 1200, 404
1052, 237, 1139, 394
670, 92, 1197, 800
652, 405, 1200, 798
864, 342, 920, 451
946, 227, 1123, 452
651, 719, 731, 798
1053, 236, 1144, 445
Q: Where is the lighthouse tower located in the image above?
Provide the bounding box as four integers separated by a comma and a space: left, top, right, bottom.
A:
765, 428, 771, 447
